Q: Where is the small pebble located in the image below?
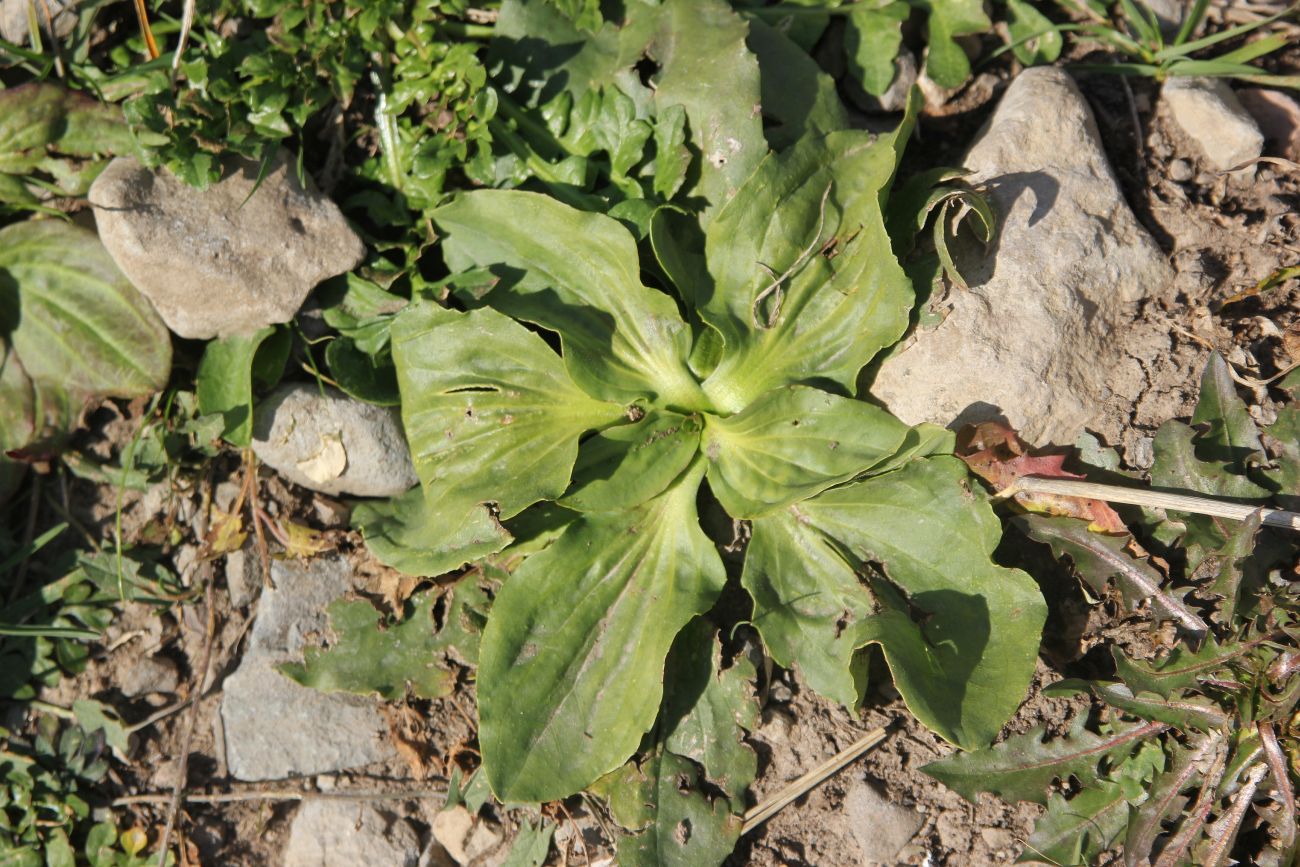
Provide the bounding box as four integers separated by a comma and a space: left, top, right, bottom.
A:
1168, 159, 1194, 182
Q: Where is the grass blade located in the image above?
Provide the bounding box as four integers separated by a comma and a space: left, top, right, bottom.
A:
0, 521, 67, 573
1173, 0, 1210, 45
1119, 0, 1162, 48
1155, 3, 1298, 60
0, 622, 100, 640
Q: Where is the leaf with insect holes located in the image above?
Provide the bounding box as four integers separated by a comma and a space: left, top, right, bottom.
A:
650, 0, 765, 223
701, 385, 910, 519
561, 410, 703, 513
392, 302, 626, 521
433, 190, 707, 408
477, 463, 725, 802
745, 458, 1045, 747
700, 111, 919, 412
279, 578, 489, 701
592, 619, 755, 866
1014, 515, 1208, 636
1112, 638, 1250, 700
922, 715, 1165, 805
660, 620, 758, 800
353, 486, 511, 579
599, 749, 743, 867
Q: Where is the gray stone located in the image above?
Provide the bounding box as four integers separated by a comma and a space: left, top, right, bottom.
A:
872, 67, 1174, 445
251, 384, 417, 498
119, 654, 180, 698
0, 0, 77, 44
843, 780, 923, 865
223, 547, 255, 609
1168, 158, 1194, 182
1238, 87, 1300, 160
219, 557, 393, 781
1162, 78, 1264, 173
88, 155, 364, 339
1137, 0, 1186, 40
283, 801, 420, 867
856, 50, 918, 114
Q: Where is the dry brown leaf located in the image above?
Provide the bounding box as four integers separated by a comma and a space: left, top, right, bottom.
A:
200, 507, 246, 559
383, 704, 441, 780
957, 421, 1127, 534
278, 520, 329, 559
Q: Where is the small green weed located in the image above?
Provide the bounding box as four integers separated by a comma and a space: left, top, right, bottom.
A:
1062, 0, 1300, 87
926, 355, 1300, 866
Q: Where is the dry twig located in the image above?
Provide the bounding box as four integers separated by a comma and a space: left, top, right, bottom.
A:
741, 725, 888, 834
1005, 476, 1300, 531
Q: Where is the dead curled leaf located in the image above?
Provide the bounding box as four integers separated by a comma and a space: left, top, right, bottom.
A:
956, 421, 1127, 534
384, 704, 441, 780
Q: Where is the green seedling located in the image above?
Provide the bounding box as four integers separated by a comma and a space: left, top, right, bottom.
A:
1063, 0, 1300, 87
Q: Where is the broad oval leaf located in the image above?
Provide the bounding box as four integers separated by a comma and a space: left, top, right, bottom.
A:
742, 505, 873, 705
391, 302, 625, 519
0, 220, 170, 455
744, 457, 1046, 748
924, 0, 993, 89
700, 118, 917, 412
561, 409, 702, 512
352, 486, 511, 578
649, 0, 765, 223
702, 385, 910, 518
478, 462, 725, 802
196, 326, 290, 448
431, 189, 708, 409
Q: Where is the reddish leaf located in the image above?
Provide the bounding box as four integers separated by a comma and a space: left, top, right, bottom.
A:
957, 421, 1127, 533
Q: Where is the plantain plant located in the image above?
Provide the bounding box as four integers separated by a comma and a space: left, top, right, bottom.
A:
371, 82, 1046, 811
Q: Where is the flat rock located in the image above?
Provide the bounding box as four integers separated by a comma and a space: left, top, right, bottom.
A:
284, 801, 420, 867
1162, 77, 1264, 173
88, 155, 364, 339
119, 654, 180, 698
1238, 87, 1300, 160
251, 384, 417, 498
220, 557, 394, 781
843, 779, 923, 865
871, 67, 1174, 445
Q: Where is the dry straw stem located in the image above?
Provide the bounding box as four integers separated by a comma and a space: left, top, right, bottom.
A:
114, 787, 448, 807
1006, 477, 1300, 531
741, 725, 888, 835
